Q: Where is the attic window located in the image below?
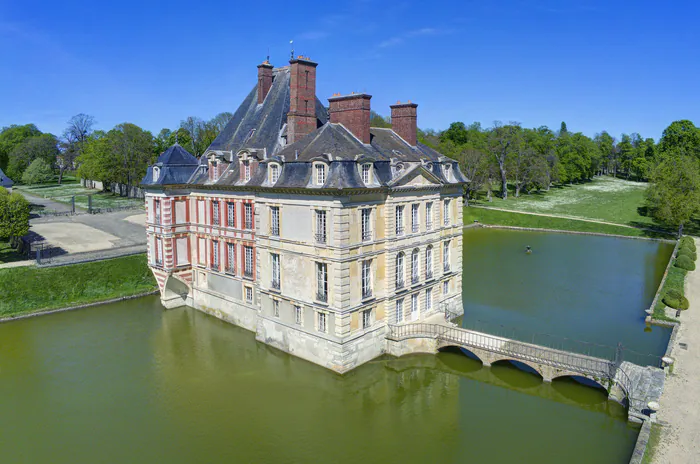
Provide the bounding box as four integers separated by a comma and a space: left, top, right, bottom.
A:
243, 161, 251, 182
396, 163, 404, 172
152, 167, 160, 182
270, 164, 280, 184
315, 163, 326, 185
361, 163, 372, 184
443, 164, 452, 178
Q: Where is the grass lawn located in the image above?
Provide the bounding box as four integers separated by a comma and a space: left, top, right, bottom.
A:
0, 241, 27, 264
0, 254, 157, 318
464, 207, 669, 238
16, 182, 143, 210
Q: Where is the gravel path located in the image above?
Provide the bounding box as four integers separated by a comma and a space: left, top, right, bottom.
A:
653, 237, 700, 463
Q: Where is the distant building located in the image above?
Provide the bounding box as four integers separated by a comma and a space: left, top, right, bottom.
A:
0, 167, 13, 192
141, 57, 466, 373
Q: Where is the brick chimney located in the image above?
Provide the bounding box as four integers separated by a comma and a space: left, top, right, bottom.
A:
390, 102, 418, 146
287, 56, 318, 144
257, 59, 274, 104
328, 93, 372, 144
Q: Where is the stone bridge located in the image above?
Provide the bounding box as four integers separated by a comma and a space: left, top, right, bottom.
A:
386, 323, 664, 423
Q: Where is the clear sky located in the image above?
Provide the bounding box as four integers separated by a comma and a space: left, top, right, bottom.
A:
1, 0, 698, 141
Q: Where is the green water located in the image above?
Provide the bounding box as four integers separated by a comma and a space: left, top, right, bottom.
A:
0, 297, 638, 463
462, 228, 674, 363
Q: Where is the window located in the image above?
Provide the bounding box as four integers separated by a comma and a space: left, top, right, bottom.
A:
411, 249, 419, 284
244, 246, 254, 278
395, 205, 404, 236
361, 209, 372, 241
443, 199, 450, 226
396, 252, 405, 289
271, 253, 280, 290
270, 206, 280, 236
443, 163, 452, 179
318, 311, 327, 333
295, 305, 303, 325
426, 245, 434, 279
245, 286, 253, 303
152, 167, 160, 182
411, 293, 419, 320
244, 204, 253, 230
443, 280, 449, 295
154, 199, 161, 224
315, 210, 327, 244
227, 243, 235, 274
212, 240, 219, 269
243, 161, 251, 182
361, 164, 371, 184
396, 299, 404, 323
155, 237, 163, 265
426, 288, 433, 311
411, 204, 419, 233
426, 202, 433, 230
443, 240, 450, 272
273, 299, 280, 317
270, 164, 280, 184
212, 202, 220, 226
316, 262, 328, 302
316, 164, 326, 185
362, 260, 372, 299
227, 202, 235, 228
362, 309, 371, 329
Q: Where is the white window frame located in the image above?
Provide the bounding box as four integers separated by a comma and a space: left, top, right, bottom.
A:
443, 240, 450, 272
395, 205, 404, 236
152, 166, 160, 182
227, 202, 235, 228
361, 163, 371, 184
227, 242, 235, 274
316, 262, 328, 301
361, 208, 372, 242
362, 309, 372, 329
273, 299, 280, 318
243, 161, 251, 182
411, 249, 419, 283
396, 299, 404, 323
244, 245, 254, 277
315, 210, 327, 243
443, 199, 450, 226
411, 204, 419, 233
426, 245, 433, 278
317, 311, 327, 333
244, 203, 253, 230
245, 286, 253, 303
271, 253, 280, 289
361, 260, 372, 298
443, 280, 449, 295
411, 293, 419, 320
295, 305, 303, 325
270, 206, 280, 236
212, 201, 220, 226
316, 163, 326, 185
270, 164, 280, 184
426, 287, 433, 311
154, 199, 161, 225
212, 240, 219, 269
426, 202, 433, 230
396, 252, 405, 288
155, 237, 163, 266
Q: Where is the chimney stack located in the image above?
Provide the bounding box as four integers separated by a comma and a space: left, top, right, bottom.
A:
257, 59, 274, 104
390, 102, 418, 146
287, 56, 318, 144
328, 93, 372, 144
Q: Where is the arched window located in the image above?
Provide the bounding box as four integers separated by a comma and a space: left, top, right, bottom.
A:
411, 249, 419, 284
269, 163, 280, 184
425, 245, 433, 279
396, 252, 405, 289
152, 167, 160, 182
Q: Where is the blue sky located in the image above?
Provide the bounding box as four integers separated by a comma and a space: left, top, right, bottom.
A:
1, 0, 698, 141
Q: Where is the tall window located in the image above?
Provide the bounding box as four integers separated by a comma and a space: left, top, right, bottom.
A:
443, 199, 450, 226
316, 262, 328, 302
212, 202, 220, 226
361, 164, 371, 184
227, 202, 235, 228
212, 240, 219, 270
227, 243, 235, 274
270, 164, 280, 183
270, 206, 280, 236
362, 309, 371, 329
295, 305, 303, 325
155, 237, 163, 265
443, 240, 450, 272
395, 205, 404, 236
426, 245, 433, 279
154, 200, 162, 224
245, 286, 253, 303
426, 287, 433, 311
244, 204, 253, 230
244, 246, 254, 278
362, 260, 372, 299
361, 208, 372, 242
411, 204, 419, 233
443, 280, 449, 295
443, 163, 452, 179
396, 299, 404, 323
273, 299, 280, 318
316, 164, 326, 185
411, 293, 419, 320
318, 311, 327, 333
315, 210, 327, 244
396, 252, 405, 289
243, 161, 251, 181
271, 253, 280, 290
426, 202, 433, 230
411, 249, 419, 284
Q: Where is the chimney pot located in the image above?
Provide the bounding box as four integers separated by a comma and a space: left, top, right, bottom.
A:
390, 102, 418, 146
257, 60, 274, 104
288, 57, 319, 144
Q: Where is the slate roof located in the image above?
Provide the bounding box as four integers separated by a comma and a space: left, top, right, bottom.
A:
141, 144, 199, 186
0, 167, 13, 189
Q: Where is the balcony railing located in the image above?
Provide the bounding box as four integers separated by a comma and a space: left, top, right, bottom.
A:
315, 233, 327, 244
411, 274, 419, 285
316, 290, 328, 303
362, 230, 372, 242
362, 287, 373, 299
396, 226, 405, 236
426, 269, 434, 280
396, 277, 405, 290
243, 269, 254, 279
271, 279, 280, 290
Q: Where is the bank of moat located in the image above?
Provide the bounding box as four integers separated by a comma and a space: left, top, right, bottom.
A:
141, 56, 466, 372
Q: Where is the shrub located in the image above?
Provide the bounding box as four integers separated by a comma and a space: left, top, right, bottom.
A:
21, 158, 54, 185
663, 289, 690, 310
680, 236, 696, 252
678, 248, 697, 261
675, 255, 696, 271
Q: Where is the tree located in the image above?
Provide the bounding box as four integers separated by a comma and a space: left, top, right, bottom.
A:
487, 121, 521, 199
0, 124, 42, 173
22, 158, 55, 184
369, 111, 391, 128
109, 123, 155, 192
646, 154, 700, 237
659, 120, 700, 158
0, 188, 30, 248
452, 147, 490, 205
61, 114, 95, 184
6, 133, 59, 181
211, 112, 234, 133
559, 121, 568, 137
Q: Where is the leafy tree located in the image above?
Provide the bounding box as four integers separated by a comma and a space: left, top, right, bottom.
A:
6, 133, 59, 181
77, 131, 114, 188
659, 120, 700, 158
595, 131, 617, 176
210, 112, 234, 133
369, 111, 391, 128
0, 188, 30, 248
646, 154, 700, 237
60, 114, 95, 184
442, 122, 470, 145
488, 122, 521, 199
21, 158, 55, 184
109, 123, 155, 191
559, 121, 568, 137
0, 124, 42, 173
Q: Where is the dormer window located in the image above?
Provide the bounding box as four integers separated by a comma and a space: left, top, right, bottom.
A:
443, 163, 452, 179
152, 167, 160, 182
243, 161, 251, 182
396, 163, 404, 172
270, 164, 280, 184
361, 163, 372, 184
315, 163, 326, 185
209, 161, 218, 181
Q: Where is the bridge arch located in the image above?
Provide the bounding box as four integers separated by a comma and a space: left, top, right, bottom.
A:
490, 358, 545, 379
551, 374, 609, 393
438, 345, 485, 364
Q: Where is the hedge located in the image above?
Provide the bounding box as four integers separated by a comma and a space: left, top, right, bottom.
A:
678, 248, 697, 262
676, 255, 696, 271
680, 236, 696, 251
663, 289, 690, 310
